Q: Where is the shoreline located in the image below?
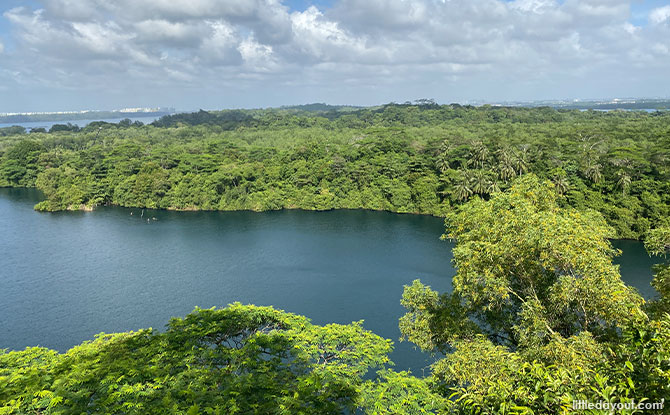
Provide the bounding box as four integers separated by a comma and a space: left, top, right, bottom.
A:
0, 186, 653, 241
0, 185, 447, 219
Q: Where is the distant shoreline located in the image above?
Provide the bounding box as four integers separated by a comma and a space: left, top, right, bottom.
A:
0, 110, 174, 124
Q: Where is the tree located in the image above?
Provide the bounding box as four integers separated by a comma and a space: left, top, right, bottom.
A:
48, 123, 80, 133
400, 175, 646, 412
452, 170, 472, 202
467, 141, 489, 169
435, 152, 450, 174
551, 168, 570, 196
496, 147, 516, 183
0, 126, 26, 136
358, 370, 449, 414
644, 226, 670, 318
584, 161, 603, 184
0, 140, 45, 186
616, 169, 632, 195
1, 304, 393, 415
403, 175, 643, 348
513, 146, 530, 175
468, 169, 491, 196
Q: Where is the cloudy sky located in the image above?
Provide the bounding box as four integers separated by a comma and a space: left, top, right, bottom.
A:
0, 0, 669, 112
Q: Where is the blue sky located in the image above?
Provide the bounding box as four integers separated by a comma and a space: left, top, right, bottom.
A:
630, 0, 670, 24
284, 0, 334, 11
1, 0, 669, 112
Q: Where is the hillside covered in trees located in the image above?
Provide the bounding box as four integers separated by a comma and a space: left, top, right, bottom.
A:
1, 104, 669, 239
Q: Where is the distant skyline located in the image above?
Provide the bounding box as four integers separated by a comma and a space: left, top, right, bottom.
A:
1, 0, 669, 112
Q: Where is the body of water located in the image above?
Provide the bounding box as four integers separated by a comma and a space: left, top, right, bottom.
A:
0, 188, 657, 373
576, 108, 666, 113
0, 116, 163, 131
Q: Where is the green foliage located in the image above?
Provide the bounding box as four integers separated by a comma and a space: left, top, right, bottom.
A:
611, 314, 670, 405
645, 227, 670, 258
400, 177, 664, 414
644, 226, 670, 320
48, 123, 80, 133
443, 175, 643, 347
359, 370, 450, 414
0, 304, 392, 415
0, 126, 26, 136
0, 140, 44, 186
0, 105, 668, 239
2, 105, 670, 413
34, 166, 98, 211
0, 347, 60, 414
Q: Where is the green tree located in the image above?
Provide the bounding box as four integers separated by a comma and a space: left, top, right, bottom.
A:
0, 140, 45, 186
644, 226, 670, 318
1, 304, 392, 415
400, 176, 647, 413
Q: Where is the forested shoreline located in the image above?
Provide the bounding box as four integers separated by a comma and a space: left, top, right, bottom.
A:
2, 177, 669, 414
1, 104, 669, 239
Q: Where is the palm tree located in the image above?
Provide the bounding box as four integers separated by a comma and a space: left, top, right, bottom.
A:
610, 157, 630, 169
496, 147, 516, 183
453, 170, 473, 201
468, 141, 489, 169
552, 176, 570, 196
487, 180, 501, 195
616, 169, 632, 195
436, 152, 450, 174
496, 146, 512, 162
513, 146, 530, 175
498, 161, 516, 182
439, 140, 452, 155
584, 162, 603, 184
470, 170, 491, 196
454, 183, 472, 201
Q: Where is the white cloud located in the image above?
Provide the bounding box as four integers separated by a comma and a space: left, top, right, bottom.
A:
1, 0, 669, 111
650, 5, 670, 25
623, 22, 639, 35
134, 20, 208, 48
198, 20, 242, 65
39, 0, 105, 21
288, 7, 373, 63
510, 0, 558, 14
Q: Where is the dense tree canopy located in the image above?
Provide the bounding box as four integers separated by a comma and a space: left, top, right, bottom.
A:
1, 304, 407, 414
399, 177, 669, 414
1, 105, 669, 413
1, 104, 669, 239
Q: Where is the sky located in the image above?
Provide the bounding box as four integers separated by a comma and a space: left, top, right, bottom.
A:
0, 0, 669, 112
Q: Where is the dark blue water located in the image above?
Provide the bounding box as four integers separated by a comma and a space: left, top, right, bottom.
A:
0, 188, 657, 373
611, 239, 659, 300
0, 188, 453, 373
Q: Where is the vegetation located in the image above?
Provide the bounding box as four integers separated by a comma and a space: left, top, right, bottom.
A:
1, 105, 669, 413
0, 110, 172, 125
0, 104, 669, 239
2, 177, 668, 414
400, 176, 669, 413
1, 304, 448, 414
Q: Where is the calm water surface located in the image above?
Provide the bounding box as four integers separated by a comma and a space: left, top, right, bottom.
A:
0, 188, 657, 373
0, 116, 163, 130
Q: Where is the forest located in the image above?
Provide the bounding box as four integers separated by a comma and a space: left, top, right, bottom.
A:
0, 104, 669, 239
1, 105, 670, 413
1, 177, 669, 414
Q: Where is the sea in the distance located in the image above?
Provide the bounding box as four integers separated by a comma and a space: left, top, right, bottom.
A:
0, 115, 164, 130
0, 188, 658, 373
